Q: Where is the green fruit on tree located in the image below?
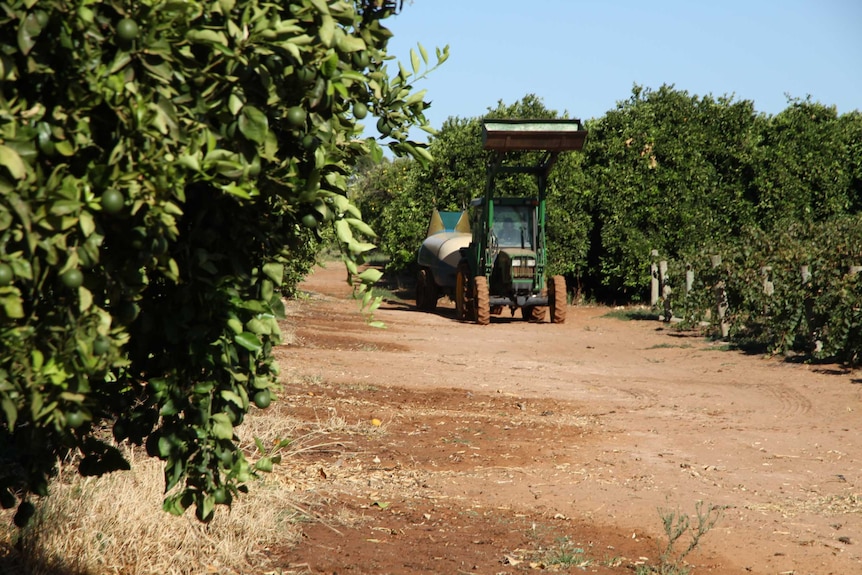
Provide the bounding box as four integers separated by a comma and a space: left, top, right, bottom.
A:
93, 336, 111, 355
218, 447, 234, 467
353, 102, 368, 119
66, 410, 85, 429
253, 389, 272, 409
376, 117, 392, 136
116, 301, 140, 324
301, 134, 317, 150
295, 66, 315, 84
0, 263, 13, 286
301, 213, 319, 229
286, 106, 306, 127
351, 51, 369, 69
117, 18, 139, 42
60, 268, 83, 289
213, 486, 229, 504
101, 189, 125, 214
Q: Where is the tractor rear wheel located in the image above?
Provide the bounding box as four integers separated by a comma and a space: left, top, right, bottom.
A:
416, 268, 437, 311
455, 262, 470, 321
474, 275, 490, 325
549, 275, 567, 324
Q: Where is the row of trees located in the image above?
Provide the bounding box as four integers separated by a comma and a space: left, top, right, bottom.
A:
0, 0, 445, 525
351, 88, 862, 360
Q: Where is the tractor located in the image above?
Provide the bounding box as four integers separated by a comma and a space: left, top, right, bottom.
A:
416, 119, 587, 324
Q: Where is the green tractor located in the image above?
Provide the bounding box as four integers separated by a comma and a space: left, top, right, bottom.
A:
416, 119, 587, 324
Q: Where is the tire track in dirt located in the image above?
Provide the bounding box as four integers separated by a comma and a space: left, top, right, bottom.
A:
276, 265, 862, 575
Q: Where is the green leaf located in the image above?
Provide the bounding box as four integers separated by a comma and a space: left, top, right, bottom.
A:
211, 413, 234, 440
337, 34, 366, 53
345, 217, 376, 238
410, 48, 420, 74
1, 397, 17, 431
235, 332, 262, 352
309, 0, 330, 14
334, 219, 352, 244
227, 317, 243, 334
162, 493, 188, 517
228, 93, 243, 116
262, 262, 284, 284
186, 29, 229, 46
239, 106, 268, 144
254, 456, 273, 472
1, 292, 24, 319
0, 145, 26, 180
357, 268, 383, 283
220, 389, 244, 408
17, 13, 40, 56
54, 141, 75, 156
319, 15, 335, 47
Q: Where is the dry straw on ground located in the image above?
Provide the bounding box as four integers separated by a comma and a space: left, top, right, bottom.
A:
0, 401, 369, 575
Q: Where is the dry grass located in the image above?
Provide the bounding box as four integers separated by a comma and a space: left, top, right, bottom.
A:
0, 402, 370, 575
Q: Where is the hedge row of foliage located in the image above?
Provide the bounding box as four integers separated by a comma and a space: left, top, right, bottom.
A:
666, 215, 862, 364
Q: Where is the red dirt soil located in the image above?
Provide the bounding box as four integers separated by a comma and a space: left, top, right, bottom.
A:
268, 263, 862, 575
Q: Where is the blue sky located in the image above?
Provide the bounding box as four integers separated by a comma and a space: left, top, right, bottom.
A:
377, 0, 861, 141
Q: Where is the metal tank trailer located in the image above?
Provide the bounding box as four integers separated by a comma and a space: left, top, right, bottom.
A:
415, 119, 588, 324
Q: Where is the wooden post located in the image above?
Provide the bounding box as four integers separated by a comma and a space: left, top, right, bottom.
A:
658, 260, 671, 322
850, 265, 862, 276
685, 264, 694, 296
761, 266, 774, 296
650, 249, 659, 306
800, 265, 811, 284
711, 254, 729, 338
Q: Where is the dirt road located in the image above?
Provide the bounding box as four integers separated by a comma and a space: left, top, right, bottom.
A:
271, 264, 862, 574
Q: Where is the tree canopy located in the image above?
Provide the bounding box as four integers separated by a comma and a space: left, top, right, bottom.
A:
0, 0, 446, 525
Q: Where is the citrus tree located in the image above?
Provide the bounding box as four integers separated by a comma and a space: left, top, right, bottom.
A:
0, 0, 445, 525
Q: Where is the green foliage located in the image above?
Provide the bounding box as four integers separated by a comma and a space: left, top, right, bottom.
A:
582, 85, 763, 298
670, 216, 862, 364
0, 0, 444, 524
753, 99, 857, 226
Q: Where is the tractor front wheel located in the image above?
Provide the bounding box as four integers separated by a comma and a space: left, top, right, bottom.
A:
526, 285, 548, 322
474, 275, 490, 325
549, 275, 567, 324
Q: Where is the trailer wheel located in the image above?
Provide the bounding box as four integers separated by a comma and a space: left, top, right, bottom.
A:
416, 268, 437, 311
474, 275, 490, 325
455, 262, 470, 321
549, 275, 567, 324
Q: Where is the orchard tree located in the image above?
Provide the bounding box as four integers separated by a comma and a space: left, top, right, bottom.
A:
0, 0, 446, 525
581, 84, 763, 299
753, 97, 857, 227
